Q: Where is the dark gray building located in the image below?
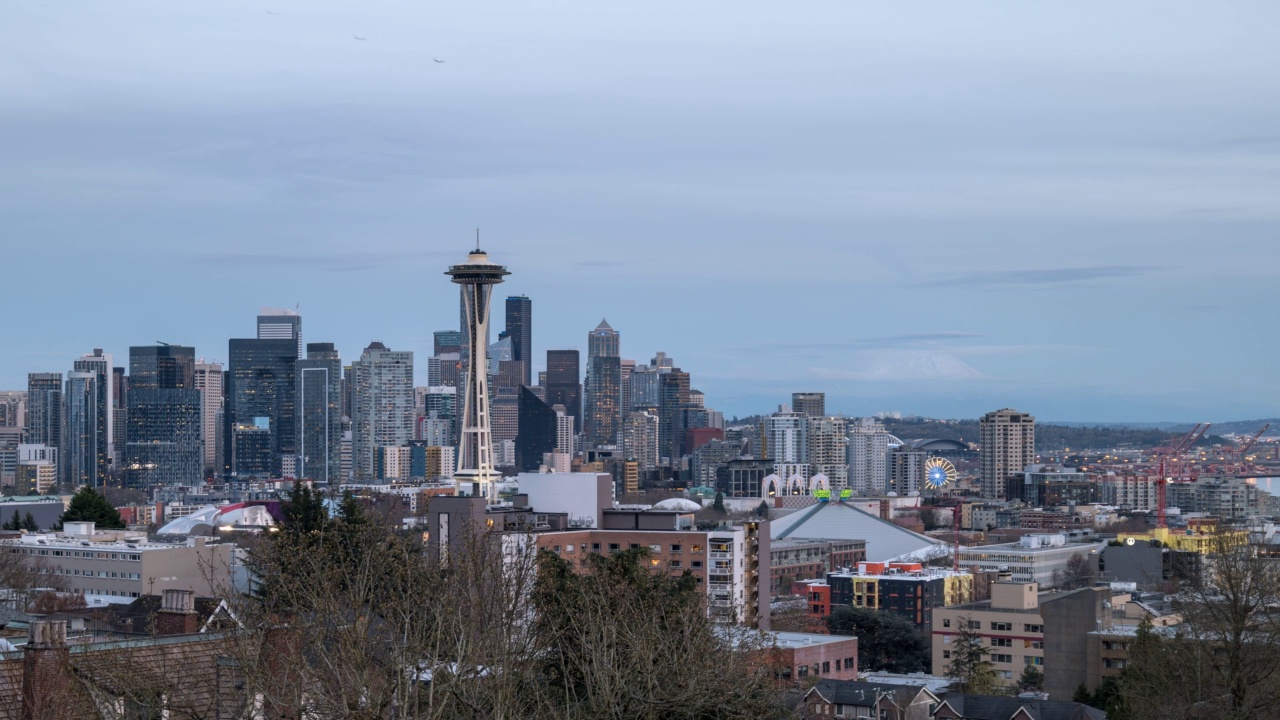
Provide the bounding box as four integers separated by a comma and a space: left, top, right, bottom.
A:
516, 385, 557, 472
297, 342, 342, 484
584, 320, 621, 449
504, 295, 532, 388
25, 373, 62, 449
226, 338, 298, 478
545, 350, 581, 433
125, 345, 201, 486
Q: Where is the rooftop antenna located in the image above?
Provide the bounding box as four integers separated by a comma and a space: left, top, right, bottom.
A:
475, 228, 481, 251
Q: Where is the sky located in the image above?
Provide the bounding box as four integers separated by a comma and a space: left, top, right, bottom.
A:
2, 1, 1278, 423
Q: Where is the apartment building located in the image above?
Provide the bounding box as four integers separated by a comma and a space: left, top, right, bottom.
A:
933, 581, 1045, 684
956, 532, 1105, 587
3, 521, 232, 599
770, 538, 866, 595
798, 562, 978, 636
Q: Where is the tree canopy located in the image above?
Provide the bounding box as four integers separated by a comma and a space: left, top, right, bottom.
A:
58, 486, 125, 529
827, 606, 929, 673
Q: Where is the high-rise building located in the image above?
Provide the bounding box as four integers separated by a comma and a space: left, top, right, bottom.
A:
764, 408, 807, 465
887, 447, 927, 496
428, 353, 462, 388
491, 391, 519, 447
628, 364, 664, 410
658, 369, 690, 464
448, 246, 510, 501
586, 318, 620, 358
516, 386, 557, 472
16, 444, 58, 495
807, 416, 849, 491
72, 349, 114, 469
848, 417, 890, 495
505, 295, 533, 388
226, 338, 298, 478
0, 391, 25, 429
545, 350, 581, 433
63, 371, 101, 488
193, 361, 224, 476
980, 408, 1036, 499
111, 367, 127, 457
297, 343, 343, 484
125, 345, 201, 486
433, 330, 463, 357
554, 405, 576, 456
350, 342, 415, 482
792, 392, 826, 418
623, 410, 660, 472
257, 308, 302, 356
25, 373, 62, 449
585, 356, 621, 448
619, 359, 635, 415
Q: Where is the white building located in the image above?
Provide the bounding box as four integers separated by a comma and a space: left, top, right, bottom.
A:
193, 361, 224, 474
351, 342, 414, 481
979, 408, 1036, 499
848, 417, 890, 495
765, 408, 807, 464
956, 534, 1105, 587
807, 416, 849, 491
622, 410, 659, 470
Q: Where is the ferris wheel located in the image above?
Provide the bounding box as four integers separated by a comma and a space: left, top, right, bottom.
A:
923, 457, 957, 490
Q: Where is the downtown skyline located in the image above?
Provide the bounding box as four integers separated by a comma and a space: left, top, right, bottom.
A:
3, 1, 1278, 422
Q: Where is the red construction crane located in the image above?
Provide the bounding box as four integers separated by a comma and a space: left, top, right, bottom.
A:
1239, 423, 1270, 458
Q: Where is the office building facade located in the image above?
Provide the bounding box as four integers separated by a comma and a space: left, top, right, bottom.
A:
545, 350, 582, 433
226, 338, 298, 478
504, 295, 533, 388
125, 345, 202, 486
25, 373, 62, 449
297, 343, 343, 484
192, 361, 224, 476
980, 408, 1036, 499
350, 342, 414, 481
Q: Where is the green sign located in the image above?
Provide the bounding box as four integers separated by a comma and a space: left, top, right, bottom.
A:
840, 488, 853, 498
814, 489, 831, 499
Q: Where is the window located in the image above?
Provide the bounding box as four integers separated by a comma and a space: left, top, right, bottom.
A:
670, 561, 682, 569
565, 545, 574, 553
943, 651, 951, 659
691, 561, 703, 568
552, 545, 560, 553
1000, 670, 1013, 680
822, 661, 830, 673
592, 543, 601, 551
967, 620, 982, 630
798, 665, 808, 678
991, 654, 1013, 664
629, 543, 639, 550
844, 657, 854, 670
992, 638, 1012, 648
991, 622, 1012, 631
691, 545, 702, 553
608, 543, 620, 551
1025, 657, 1043, 666
943, 618, 951, 628
671, 544, 682, 553
1024, 624, 1043, 633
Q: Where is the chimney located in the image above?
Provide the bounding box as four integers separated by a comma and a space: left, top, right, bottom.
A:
155, 589, 198, 635
879, 499, 891, 521
23, 621, 70, 720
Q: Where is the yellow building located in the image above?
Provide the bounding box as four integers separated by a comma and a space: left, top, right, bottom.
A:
1117, 521, 1247, 555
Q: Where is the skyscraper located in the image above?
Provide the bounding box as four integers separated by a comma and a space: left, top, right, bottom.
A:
791, 392, 826, 418
848, 417, 890, 495
545, 350, 581, 433
447, 246, 510, 502
125, 345, 201, 486
297, 343, 343, 484
623, 410, 660, 472
111, 367, 127, 458
193, 361, 224, 476
0, 392, 24, 429
226, 338, 298, 478
350, 342, 415, 481
505, 295, 532, 388
764, 408, 807, 465
25, 373, 62, 449
72, 350, 114, 468
433, 330, 462, 356
516, 385, 557, 472
980, 408, 1036, 499
584, 320, 622, 448
63, 371, 101, 487
257, 308, 303, 356
658, 369, 690, 464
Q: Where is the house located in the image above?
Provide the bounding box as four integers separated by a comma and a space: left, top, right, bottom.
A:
802, 679, 940, 720
932, 694, 1106, 720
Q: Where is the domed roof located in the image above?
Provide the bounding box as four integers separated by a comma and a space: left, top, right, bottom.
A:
653, 498, 703, 512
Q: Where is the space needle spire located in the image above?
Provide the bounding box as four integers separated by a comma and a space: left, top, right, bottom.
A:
446, 241, 510, 503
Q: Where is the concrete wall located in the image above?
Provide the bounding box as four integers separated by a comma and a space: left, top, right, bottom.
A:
1041, 587, 1106, 701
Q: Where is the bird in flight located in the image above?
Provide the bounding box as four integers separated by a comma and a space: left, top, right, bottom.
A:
266, 10, 279, 15
353, 34, 367, 41
433, 58, 446, 63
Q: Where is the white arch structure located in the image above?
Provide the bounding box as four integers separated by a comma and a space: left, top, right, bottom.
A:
761, 473, 783, 498
809, 473, 831, 495
785, 473, 807, 496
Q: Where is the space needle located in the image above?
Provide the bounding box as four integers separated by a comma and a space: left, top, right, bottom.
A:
446, 238, 510, 503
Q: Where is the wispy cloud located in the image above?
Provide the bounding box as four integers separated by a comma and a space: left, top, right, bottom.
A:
810, 351, 987, 381
922, 265, 1161, 289
736, 331, 984, 354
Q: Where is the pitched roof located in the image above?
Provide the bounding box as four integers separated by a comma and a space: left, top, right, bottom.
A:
938, 693, 1107, 720
594, 318, 614, 332
806, 680, 898, 708
770, 501, 942, 562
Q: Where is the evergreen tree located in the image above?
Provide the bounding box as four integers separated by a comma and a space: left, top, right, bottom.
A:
1073, 683, 1092, 704
2, 510, 20, 531
337, 491, 367, 526
282, 482, 328, 534
945, 616, 1000, 695
712, 492, 726, 514
755, 500, 770, 517
21, 513, 38, 531
827, 606, 929, 672
1018, 664, 1044, 691
58, 486, 125, 530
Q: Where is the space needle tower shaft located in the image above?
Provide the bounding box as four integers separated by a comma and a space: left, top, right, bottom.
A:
445, 238, 510, 503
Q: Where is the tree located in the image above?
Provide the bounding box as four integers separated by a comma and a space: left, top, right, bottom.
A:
755, 500, 770, 517
1052, 552, 1095, 590
282, 482, 328, 534
827, 606, 929, 673
22, 512, 38, 531
712, 492, 726, 514
1018, 664, 1044, 691
1121, 536, 1280, 720
2, 509, 21, 531
919, 508, 943, 531
58, 486, 125, 529
945, 616, 1001, 695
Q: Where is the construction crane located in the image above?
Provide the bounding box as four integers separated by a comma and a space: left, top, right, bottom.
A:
1239, 423, 1270, 459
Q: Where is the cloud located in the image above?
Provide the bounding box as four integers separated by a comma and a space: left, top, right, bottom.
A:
922, 264, 1161, 289
810, 351, 986, 381
736, 331, 984, 354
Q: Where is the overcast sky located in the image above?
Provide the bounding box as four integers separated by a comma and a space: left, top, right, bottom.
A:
3, 1, 1278, 422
